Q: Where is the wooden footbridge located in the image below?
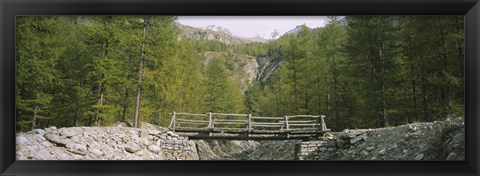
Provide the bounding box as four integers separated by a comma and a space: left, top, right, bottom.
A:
168, 112, 330, 140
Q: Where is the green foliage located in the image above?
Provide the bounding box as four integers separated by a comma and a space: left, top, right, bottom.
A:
16, 16, 464, 132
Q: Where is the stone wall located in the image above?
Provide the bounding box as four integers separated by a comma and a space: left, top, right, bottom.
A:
16, 126, 198, 160
295, 138, 337, 160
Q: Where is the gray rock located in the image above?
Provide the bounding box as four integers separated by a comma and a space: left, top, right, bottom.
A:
414, 154, 424, 160
339, 129, 356, 139
366, 146, 375, 151
63, 131, 77, 138
27, 129, 46, 136
68, 149, 87, 156
447, 152, 457, 160
89, 148, 103, 157
36, 149, 53, 160
378, 149, 386, 155
44, 133, 68, 147
16, 136, 28, 145
137, 138, 150, 146
125, 142, 141, 153
350, 137, 363, 144
46, 126, 57, 131
148, 145, 161, 154
74, 144, 87, 152
73, 155, 84, 160
148, 131, 161, 135
71, 136, 81, 143
41, 141, 53, 147
56, 153, 74, 160
139, 130, 149, 138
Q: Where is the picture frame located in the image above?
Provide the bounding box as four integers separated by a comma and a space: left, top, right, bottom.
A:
1, 0, 479, 175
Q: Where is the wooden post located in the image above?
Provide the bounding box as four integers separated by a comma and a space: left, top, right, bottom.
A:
320, 115, 327, 131
208, 112, 213, 129
284, 116, 289, 130
284, 116, 289, 138
247, 114, 252, 133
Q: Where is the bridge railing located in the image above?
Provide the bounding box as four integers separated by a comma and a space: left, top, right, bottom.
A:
168, 112, 328, 135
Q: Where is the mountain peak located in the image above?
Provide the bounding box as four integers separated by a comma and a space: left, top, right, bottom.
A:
285, 24, 310, 35
256, 29, 281, 40
203, 25, 233, 35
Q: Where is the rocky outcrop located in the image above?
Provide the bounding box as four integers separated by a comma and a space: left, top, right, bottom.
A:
176, 23, 255, 46
16, 125, 198, 160
256, 56, 282, 82
296, 118, 465, 160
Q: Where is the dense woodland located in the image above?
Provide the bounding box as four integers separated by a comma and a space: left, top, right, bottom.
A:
16, 16, 464, 132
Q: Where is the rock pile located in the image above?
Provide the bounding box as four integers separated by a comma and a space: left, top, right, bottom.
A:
16, 126, 198, 160
295, 118, 465, 160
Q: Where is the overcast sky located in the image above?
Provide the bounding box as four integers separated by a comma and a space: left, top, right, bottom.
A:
176, 16, 328, 38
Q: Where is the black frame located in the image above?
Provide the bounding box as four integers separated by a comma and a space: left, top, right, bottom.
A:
1, 0, 479, 175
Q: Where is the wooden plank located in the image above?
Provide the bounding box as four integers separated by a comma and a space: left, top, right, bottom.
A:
250, 116, 284, 120
251, 124, 283, 128
251, 130, 289, 134
175, 127, 211, 132
288, 123, 321, 127
279, 120, 318, 123
213, 121, 248, 125
211, 128, 249, 133
251, 122, 284, 125
176, 119, 209, 123
211, 113, 249, 117
213, 119, 248, 123
282, 128, 319, 131
286, 115, 321, 118
169, 113, 209, 117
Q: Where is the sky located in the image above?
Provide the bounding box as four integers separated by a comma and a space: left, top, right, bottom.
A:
176, 16, 328, 38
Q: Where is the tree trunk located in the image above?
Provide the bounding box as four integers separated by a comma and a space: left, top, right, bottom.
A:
95, 83, 104, 126
380, 44, 388, 127
32, 105, 38, 130
292, 57, 298, 113
316, 63, 322, 115
411, 63, 418, 122
134, 18, 148, 128
421, 68, 429, 122
95, 19, 110, 127
121, 84, 129, 122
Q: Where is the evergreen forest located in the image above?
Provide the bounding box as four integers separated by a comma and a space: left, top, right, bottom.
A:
16, 16, 464, 132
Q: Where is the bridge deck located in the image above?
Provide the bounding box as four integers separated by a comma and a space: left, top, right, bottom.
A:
168, 112, 330, 140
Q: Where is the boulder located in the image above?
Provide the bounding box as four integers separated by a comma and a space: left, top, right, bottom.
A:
124, 142, 141, 153
147, 145, 161, 154
44, 133, 68, 147
414, 153, 424, 160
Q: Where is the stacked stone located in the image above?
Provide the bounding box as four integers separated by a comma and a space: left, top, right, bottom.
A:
295, 138, 337, 160
16, 126, 199, 160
